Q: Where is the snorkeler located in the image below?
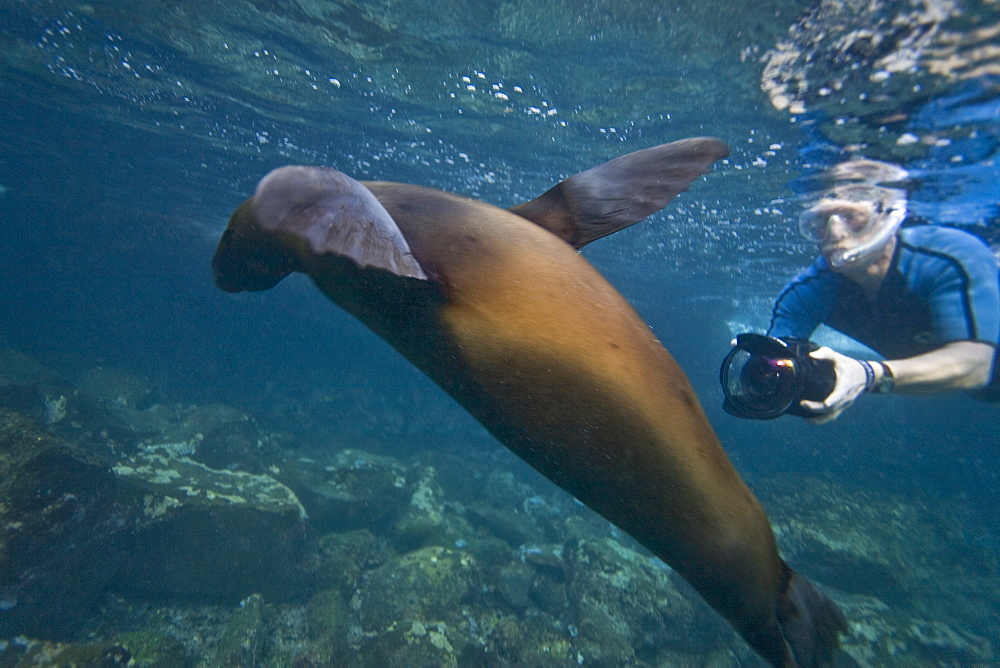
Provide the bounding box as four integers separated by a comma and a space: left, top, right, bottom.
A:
722, 159, 1000, 422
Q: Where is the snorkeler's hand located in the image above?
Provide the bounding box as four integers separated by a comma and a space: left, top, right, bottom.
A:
799, 347, 870, 424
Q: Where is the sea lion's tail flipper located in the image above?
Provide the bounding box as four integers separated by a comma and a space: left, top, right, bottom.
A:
777, 568, 848, 667
509, 137, 730, 249
213, 166, 428, 293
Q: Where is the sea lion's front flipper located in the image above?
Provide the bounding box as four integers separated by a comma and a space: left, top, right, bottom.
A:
253, 166, 428, 280
509, 137, 730, 249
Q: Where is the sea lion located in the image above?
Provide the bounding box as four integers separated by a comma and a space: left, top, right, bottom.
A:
212, 138, 847, 666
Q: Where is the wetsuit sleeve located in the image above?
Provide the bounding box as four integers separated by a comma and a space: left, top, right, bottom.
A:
919, 234, 1000, 345
767, 275, 824, 339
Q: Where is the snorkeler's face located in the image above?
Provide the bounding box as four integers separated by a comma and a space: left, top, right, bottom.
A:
797, 184, 902, 269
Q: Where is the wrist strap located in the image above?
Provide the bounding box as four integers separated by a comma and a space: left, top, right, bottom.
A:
874, 361, 895, 393
858, 359, 875, 392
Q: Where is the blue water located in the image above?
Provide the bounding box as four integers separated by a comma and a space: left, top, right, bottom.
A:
1, 0, 998, 664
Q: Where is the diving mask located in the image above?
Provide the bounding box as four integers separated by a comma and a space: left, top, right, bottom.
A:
798, 183, 908, 268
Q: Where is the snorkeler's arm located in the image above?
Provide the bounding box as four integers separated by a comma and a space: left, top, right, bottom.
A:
885, 229, 999, 394
800, 340, 994, 423
767, 270, 828, 339
881, 341, 995, 393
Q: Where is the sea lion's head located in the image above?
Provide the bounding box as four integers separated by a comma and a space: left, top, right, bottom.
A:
211, 198, 301, 292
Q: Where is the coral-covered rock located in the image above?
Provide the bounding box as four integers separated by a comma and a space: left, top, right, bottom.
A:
356, 619, 460, 667
161, 403, 281, 473
357, 546, 478, 631
0, 398, 317, 640
391, 465, 449, 549
277, 449, 412, 533
112, 449, 311, 601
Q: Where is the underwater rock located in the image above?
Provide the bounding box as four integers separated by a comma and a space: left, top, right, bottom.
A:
0, 348, 71, 421
483, 469, 537, 507
391, 465, 450, 550
304, 588, 349, 662
0, 407, 124, 638
464, 500, 545, 548
112, 449, 311, 601
519, 542, 566, 578
759, 476, 988, 606
285, 592, 356, 665
561, 536, 743, 665
477, 469, 582, 544
356, 546, 478, 631
527, 572, 569, 619
63, 366, 170, 446
495, 562, 534, 611
313, 529, 385, 598
4, 385, 992, 667
838, 596, 994, 665
169, 403, 252, 439
450, 532, 513, 575
0, 347, 66, 389
277, 448, 412, 534
755, 475, 997, 664
0, 638, 133, 666
0, 632, 190, 667
77, 366, 153, 408
66, 403, 174, 453
463, 612, 567, 665
354, 619, 460, 668
112, 631, 188, 667
210, 593, 267, 667
161, 403, 278, 473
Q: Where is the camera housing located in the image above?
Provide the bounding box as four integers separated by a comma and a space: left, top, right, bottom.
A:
720, 334, 836, 419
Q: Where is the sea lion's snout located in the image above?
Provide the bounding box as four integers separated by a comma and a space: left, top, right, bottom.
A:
212, 200, 299, 292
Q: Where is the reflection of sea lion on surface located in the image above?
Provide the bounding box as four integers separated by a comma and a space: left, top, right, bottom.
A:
212, 138, 847, 666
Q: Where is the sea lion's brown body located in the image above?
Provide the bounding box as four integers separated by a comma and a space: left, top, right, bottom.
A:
212, 139, 846, 666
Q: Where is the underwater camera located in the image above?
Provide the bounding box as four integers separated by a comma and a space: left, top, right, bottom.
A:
720, 334, 836, 419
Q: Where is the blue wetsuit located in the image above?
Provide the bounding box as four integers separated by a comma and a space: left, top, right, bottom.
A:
768, 226, 1000, 396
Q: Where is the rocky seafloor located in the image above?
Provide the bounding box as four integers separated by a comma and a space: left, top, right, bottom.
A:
0, 347, 996, 667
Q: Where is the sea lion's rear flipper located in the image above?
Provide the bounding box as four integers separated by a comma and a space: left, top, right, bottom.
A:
253, 166, 428, 280
509, 137, 730, 249
777, 568, 848, 667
